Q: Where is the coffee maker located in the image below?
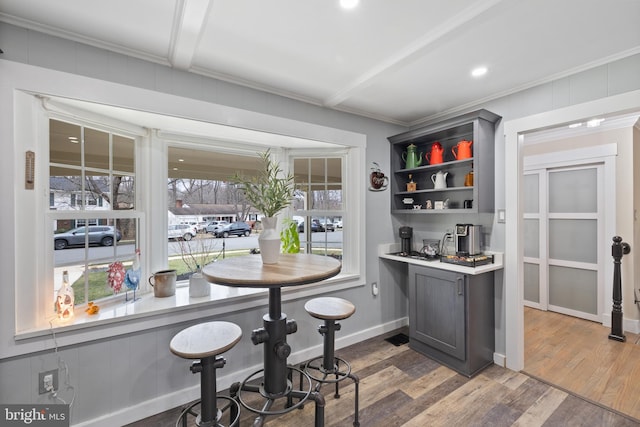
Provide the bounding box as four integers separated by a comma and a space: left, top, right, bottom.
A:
455, 224, 481, 256
399, 226, 413, 256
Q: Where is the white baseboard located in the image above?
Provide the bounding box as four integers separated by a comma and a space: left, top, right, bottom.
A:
493, 352, 506, 367
74, 317, 409, 427
601, 313, 640, 334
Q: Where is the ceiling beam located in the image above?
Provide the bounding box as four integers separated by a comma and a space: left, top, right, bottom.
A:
322, 0, 504, 109
170, 0, 212, 70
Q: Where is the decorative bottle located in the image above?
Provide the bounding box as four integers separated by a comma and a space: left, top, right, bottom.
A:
56, 270, 75, 319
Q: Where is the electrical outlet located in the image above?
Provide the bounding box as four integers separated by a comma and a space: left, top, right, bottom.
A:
39, 369, 58, 394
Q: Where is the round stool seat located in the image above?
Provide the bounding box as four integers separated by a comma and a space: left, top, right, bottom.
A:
305, 297, 355, 321
170, 321, 242, 360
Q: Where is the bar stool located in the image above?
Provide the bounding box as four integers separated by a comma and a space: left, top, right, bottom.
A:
170, 321, 242, 427
302, 297, 360, 427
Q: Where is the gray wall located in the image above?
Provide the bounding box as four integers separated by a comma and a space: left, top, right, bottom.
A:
0, 22, 406, 426
1, 21, 639, 425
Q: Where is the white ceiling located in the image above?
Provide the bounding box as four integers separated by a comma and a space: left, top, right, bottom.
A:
1, 0, 639, 126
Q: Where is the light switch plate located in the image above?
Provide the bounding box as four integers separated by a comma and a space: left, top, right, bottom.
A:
497, 209, 506, 223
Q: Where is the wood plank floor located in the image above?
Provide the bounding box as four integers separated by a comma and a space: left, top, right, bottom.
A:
127, 326, 639, 426
524, 306, 640, 422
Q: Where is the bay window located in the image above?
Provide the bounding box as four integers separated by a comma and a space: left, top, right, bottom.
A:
14, 89, 363, 342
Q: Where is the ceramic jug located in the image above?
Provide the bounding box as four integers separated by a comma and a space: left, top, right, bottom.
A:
149, 269, 177, 297
402, 143, 423, 169
431, 170, 448, 189
426, 142, 444, 165
452, 140, 473, 160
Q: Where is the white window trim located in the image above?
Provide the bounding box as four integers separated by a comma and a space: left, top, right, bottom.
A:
5, 60, 366, 359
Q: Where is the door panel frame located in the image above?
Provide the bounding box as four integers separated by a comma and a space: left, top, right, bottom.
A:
523, 168, 547, 310
523, 150, 617, 326
524, 145, 616, 327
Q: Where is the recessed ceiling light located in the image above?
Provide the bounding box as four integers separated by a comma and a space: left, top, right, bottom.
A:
340, 0, 359, 9
568, 122, 582, 128
178, 158, 185, 162
68, 136, 79, 143
471, 67, 488, 77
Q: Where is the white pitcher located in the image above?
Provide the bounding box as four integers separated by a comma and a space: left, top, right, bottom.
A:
431, 171, 449, 189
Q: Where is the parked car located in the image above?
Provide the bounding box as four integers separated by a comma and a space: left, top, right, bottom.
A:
297, 220, 325, 233
334, 220, 343, 229
320, 220, 335, 232
168, 224, 195, 241
179, 222, 198, 235
54, 225, 122, 250
213, 221, 251, 238
195, 221, 209, 233
206, 220, 229, 234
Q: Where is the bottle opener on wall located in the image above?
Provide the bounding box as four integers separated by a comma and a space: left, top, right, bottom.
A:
25, 150, 35, 190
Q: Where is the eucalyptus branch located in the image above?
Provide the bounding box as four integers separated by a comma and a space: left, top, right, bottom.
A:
231, 150, 295, 217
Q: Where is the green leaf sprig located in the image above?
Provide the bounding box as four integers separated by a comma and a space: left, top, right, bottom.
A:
231, 150, 296, 217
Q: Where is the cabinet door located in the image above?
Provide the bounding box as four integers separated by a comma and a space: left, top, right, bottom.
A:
409, 266, 466, 360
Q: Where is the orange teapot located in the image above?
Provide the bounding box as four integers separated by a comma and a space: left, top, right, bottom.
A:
452, 140, 473, 160
426, 142, 444, 165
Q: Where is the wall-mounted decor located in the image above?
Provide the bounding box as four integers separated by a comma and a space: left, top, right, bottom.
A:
369, 162, 388, 191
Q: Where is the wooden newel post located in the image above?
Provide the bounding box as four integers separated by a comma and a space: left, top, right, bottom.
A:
609, 236, 630, 342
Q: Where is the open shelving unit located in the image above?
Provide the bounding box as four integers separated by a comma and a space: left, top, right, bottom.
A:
388, 109, 501, 214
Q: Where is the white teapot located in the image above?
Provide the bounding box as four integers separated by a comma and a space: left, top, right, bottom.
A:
431, 171, 449, 189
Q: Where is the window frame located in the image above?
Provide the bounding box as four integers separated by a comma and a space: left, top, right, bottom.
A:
8, 66, 365, 359
289, 150, 350, 268
47, 119, 143, 306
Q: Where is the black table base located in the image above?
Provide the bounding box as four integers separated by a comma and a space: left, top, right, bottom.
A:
230, 288, 325, 427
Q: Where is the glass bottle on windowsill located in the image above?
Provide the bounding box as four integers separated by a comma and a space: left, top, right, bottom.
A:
56, 270, 75, 319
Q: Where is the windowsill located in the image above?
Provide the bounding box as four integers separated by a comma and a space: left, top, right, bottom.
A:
13, 272, 361, 349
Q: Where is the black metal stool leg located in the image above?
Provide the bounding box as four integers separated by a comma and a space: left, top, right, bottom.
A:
176, 356, 240, 427
350, 372, 360, 427
303, 297, 358, 426
197, 355, 224, 425
302, 317, 360, 426
229, 382, 241, 426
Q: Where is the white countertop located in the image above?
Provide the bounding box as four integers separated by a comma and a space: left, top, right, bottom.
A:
378, 243, 503, 275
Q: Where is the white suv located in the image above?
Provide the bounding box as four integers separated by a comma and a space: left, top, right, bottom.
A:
168, 224, 195, 241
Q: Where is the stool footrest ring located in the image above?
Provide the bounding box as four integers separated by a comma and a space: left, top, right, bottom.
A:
234, 366, 313, 416
303, 356, 352, 384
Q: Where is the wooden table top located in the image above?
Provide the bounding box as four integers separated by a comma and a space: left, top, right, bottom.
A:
202, 253, 341, 288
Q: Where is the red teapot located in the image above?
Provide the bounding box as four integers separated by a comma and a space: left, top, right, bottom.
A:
426, 142, 444, 165
452, 140, 473, 160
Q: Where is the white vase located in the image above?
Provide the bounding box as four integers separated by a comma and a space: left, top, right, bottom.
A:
189, 272, 210, 298
258, 217, 281, 264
